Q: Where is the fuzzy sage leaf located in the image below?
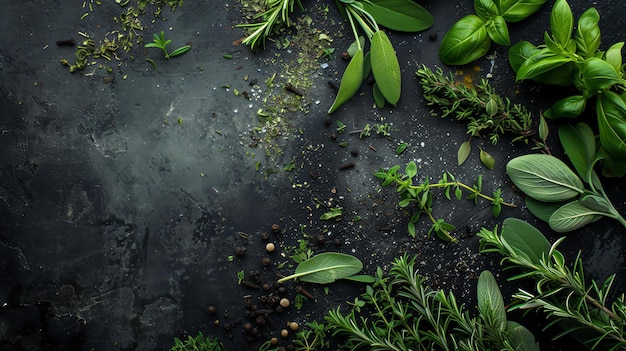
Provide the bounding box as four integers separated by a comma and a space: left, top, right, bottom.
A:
277, 252, 365, 284
370, 30, 401, 105
328, 49, 364, 114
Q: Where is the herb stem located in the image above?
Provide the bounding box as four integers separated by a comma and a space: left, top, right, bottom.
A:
424, 182, 516, 208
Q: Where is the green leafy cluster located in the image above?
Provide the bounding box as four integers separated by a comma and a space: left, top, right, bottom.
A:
324, 255, 539, 350
171, 332, 223, 351
236, 0, 304, 50
506, 123, 626, 233
144, 31, 191, 59
510, 0, 626, 176
479, 218, 626, 350
440, 0, 549, 65
416, 65, 540, 163
374, 161, 514, 242
293, 321, 330, 350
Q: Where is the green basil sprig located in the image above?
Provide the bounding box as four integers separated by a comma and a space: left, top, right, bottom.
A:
509, 0, 626, 176
439, 0, 548, 65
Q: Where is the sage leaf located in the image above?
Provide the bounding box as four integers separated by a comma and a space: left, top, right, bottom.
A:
439, 15, 491, 66
506, 321, 540, 351
525, 196, 569, 223
549, 201, 602, 232
558, 122, 595, 181
497, 0, 549, 23
549, 0, 573, 46
574, 8, 601, 58
506, 154, 584, 202
501, 218, 550, 265
372, 83, 385, 108
479, 147, 495, 169
457, 141, 471, 166
543, 95, 586, 119
371, 31, 401, 105
328, 49, 364, 114
347, 36, 365, 57
580, 193, 613, 213
486, 16, 510, 46
477, 271, 506, 328
361, 0, 434, 32
277, 252, 365, 284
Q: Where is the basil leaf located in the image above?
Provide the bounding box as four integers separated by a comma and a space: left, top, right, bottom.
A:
496, 0, 549, 23
506, 154, 584, 202
475, 0, 499, 21
477, 271, 506, 328
501, 218, 550, 265
578, 58, 622, 96
515, 51, 572, 81
508, 41, 537, 72
549, 201, 602, 233
486, 16, 510, 46
543, 95, 586, 119
558, 122, 596, 181
574, 8, 601, 58
371, 30, 401, 105
605, 42, 624, 73
361, 0, 434, 32
328, 49, 364, 114
596, 91, 626, 166
549, 0, 573, 46
439, 15, 491, 66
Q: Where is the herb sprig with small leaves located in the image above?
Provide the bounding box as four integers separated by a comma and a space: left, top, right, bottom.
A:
375, 161, 515, 242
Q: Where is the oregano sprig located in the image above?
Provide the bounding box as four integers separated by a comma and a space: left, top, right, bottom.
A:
375, 161, 515, 242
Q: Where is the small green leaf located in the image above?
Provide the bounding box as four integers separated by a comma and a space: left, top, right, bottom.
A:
574, 8, 601, 58
405, 161, 418, 179
277, 252, 365, 284
501, 218, 550, 265
479, 147, 495, 169
361, 0, 434, 32
485, 97, 498, 117
506, 154, 584, 202
170, 45, 192, 58
549, 201, 602, 232
370, 31, 401, 105
372, 83, 385, 108
485, 16, 510, 46
396, 142, 408, 155
477, 271, 506, 328
543, 95, 586, 119
347, 36, 365, 57
475, 0, 499, 21
328, 49, 364, 114
538, 113, 549, 141
578, 58, 622, 96
457, 141, 471, 166
439, 15, 491, 66
497, 0, 549, 23
506, 321, 540, 351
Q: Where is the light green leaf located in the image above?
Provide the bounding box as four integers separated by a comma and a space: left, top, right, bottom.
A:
538, 113, 549, 140
477, 271, 506, 328
479, 147, 495, 169
277, 252, 364, 284
328, 49, 364, 113
457, 141, 471, 166
347, 36, 365, 57
506, 154, 584, 202
501, 218, 550, 265
605, 42, 624, 73
361, 0, 434, 32
549, 201, 602, 232
405, 161, 418, 179
439, 15, 491, 66
372, 83, 385, 108
371, 31, 401, 105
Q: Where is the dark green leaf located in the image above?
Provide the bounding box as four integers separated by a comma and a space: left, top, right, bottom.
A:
479, 147, 496, 169
501, 218, 550, 265
506, 154, 584, 202
558, 122, 596, 181
506, 321, 540, 351
485, 16, 510, 46
549, 0, 573, 46
277, 252, 364, 284
538, 113, 549, 140
543, 95, 586, 119
370, 31, 401, 105
580, 193, 612, 213
516, 51, 572, 81
574, 8, 601, 58
372, 83, 385, 108
477, 271, 506, 328
169, 45, 191, 58
458, 140, 472, 166
363, 51, 371, 78
497, 0, 549, 23
596, 91, 626, 169
475, 0, 499, 21
525, 196, 569, 223
508, 41, 536, 72
578, 58, 622, 95
439, 15, 491, 66
361, 0, 434, 32
341, 274, 376, 283
549, 201, 602, 232
328, 49, 364, 113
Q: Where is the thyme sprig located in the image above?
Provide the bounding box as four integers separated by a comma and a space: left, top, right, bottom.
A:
416, 65, 535, 145
479, 220, 626, 350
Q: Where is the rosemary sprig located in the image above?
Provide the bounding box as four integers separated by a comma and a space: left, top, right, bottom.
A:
479, 220, 626, 350
237, 0, 303, 50
416, 65, 535, 145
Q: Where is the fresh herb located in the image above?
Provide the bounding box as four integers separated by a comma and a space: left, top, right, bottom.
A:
236, 0, 303, 50
171, 331, 223, 351
293, 321, 329, 351
277, 252, 371, 284
320, 207, 342, 221
479, 218, 626, 350
416, 65, 544, 165
375, 161, 515, 242
145, 31, 191, 59
509, 0, 626, 176
291, 238, 314, 264
236, 270, 245, 285
325, 255, 539, 350
439, 0, 549, 65
506, 123, 626, 233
